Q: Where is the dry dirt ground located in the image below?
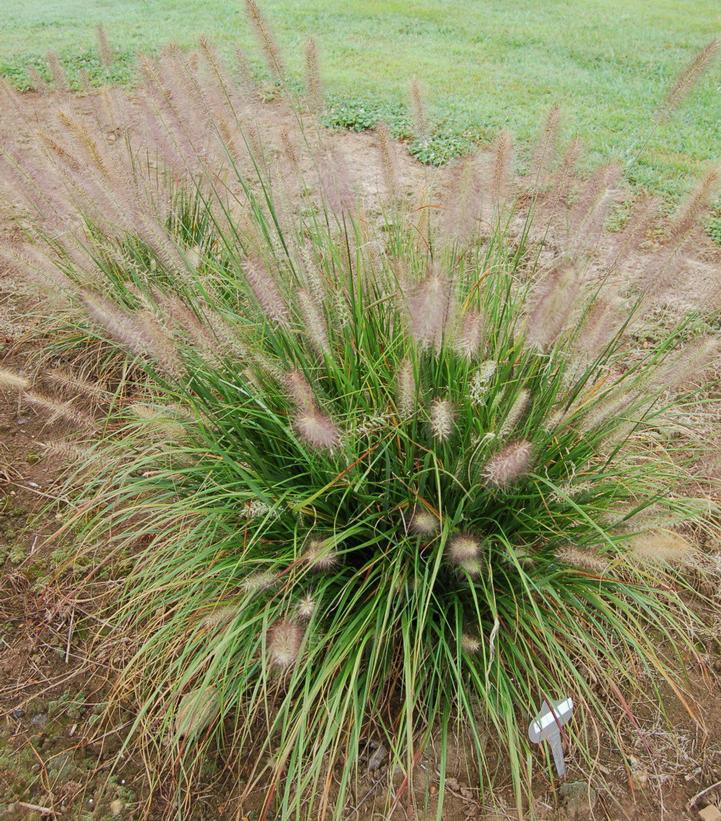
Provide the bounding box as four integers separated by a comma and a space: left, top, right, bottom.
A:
2, 90, 721, 821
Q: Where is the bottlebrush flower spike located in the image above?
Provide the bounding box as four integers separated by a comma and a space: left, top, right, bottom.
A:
491, 130, 513, 208
627, 529, 696, 565
297, 594, 316, 620
525, 264, 581, 352
267, 620, 304, 668
407, 271, 450, 350
454, 308, 484, 359
175, 686, 219, 739
285, 369, 316, 412
500, 389, 529, 438
484, 440, 533, 488
558, 546, 609, 574
298, 288, 330, 355
430, 398, 455, 441
200, 605, 241, 629
304, 38, 323, 116
295, 409, 340, 451
397, 359, 416, 417
304, 538, 338, 570
447, 534, 482, 576
241, 571, 276, 595
0, 368, 30, 391
243, 259, 290, 327
409, 506, 439, 536
469, 360, 497, 405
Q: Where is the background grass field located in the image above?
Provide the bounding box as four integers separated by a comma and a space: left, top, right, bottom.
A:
1, 0, 721, 199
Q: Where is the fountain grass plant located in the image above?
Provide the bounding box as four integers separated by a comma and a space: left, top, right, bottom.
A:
20, 186, 721, 818
1, 15, 720, 819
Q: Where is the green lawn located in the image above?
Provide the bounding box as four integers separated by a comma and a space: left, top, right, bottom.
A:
2, 0, 720, 197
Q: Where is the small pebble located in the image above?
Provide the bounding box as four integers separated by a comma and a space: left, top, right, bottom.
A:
699, 805, 721, 821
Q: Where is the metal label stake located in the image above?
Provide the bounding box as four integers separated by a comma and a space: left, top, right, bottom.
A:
528, 697, 574, 778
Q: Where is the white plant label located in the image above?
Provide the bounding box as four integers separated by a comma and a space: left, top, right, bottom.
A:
528, 697, 574, 778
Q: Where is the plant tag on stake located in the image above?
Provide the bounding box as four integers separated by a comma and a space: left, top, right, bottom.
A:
528, 697, 574, 778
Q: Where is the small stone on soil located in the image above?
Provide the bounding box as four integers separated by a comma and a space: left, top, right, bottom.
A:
627, 754, 649, 789
559, 780, 597, 820
367, 742, 387, 771
699, 805, 721, 821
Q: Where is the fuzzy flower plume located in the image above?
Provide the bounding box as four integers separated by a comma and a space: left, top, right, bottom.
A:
175, 686, 219, 739
200, 605, 241, 629
298, 288, 329, 355
580, 387, 636, 432
531, 104, 561, 189
491, 130, 513, 208
525, 264, 580, 351
47, 368, 109, 404
500, 389, 529, 438
573, 297, 623, 365
0, 368, 30, 392
656, 335, 719, 391
304, 538, 338, 570
609, 195, 658, 270
409, 506, 438, 536
241, 570, 276, 595
627, 529, 695, 565
557, 546, 609, 574
454, 308, 484, 359
447, 534, 482, 576
661, 38, 721, 117
295, 408, 340, 451
461, 634, 481, 654
285, 368, 341, 451
243, 259, 290, 327
407, 271, 450, 350
304, 38, 323, 116
285, 369, 315, 411
469, 360, 497, 405
299, 243, 325, 305
267, 620, 304, 668
396, 359, 416, 417
82, 295, 152, 358
430, 398, 455, 441
410, 78, 428, 140
546, 137, 582, 214
23, 391, 96, 430
82, 295, 180, 377
245, 0, 286, 81
240, 499, 277, 520
668, 166, 720, 249
376, 121, 399, 199
484, 440, 533, 488
297, 594, 316, 620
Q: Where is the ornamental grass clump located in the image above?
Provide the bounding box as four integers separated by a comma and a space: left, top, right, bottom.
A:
1, 18, 720, 820
13, 184, 719, 815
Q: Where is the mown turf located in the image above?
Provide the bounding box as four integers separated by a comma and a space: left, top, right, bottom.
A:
1, 0, 720, 196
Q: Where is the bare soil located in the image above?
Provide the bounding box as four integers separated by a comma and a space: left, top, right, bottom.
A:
2, 90, 721, 821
